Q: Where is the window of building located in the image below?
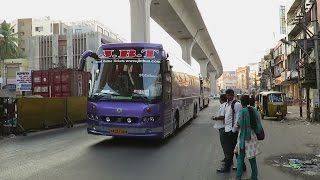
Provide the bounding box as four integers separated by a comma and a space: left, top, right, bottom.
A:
97, 26, 103, 34
75, 29, 82, 33
35, 26, 44, 32
7, 66, 20, 79
104, 30, 110, 36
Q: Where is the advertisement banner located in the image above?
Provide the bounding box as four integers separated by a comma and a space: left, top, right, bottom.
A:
16, 71, 32, 91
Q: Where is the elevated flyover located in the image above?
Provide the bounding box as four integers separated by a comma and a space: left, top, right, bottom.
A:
129, 0, 223, 94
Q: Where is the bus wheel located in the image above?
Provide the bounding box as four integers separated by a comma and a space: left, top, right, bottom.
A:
173, 113, 179, 133
193, 105, 198, 119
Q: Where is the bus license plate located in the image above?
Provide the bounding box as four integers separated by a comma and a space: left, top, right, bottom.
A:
111, 129, 128, 134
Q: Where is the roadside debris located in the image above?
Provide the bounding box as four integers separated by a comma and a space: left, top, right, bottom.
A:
267, 154, 320, 178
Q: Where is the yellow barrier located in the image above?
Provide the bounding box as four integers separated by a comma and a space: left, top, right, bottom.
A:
66, 96, 87, 123
43, 98, 66, 127
17, 97, 87, 131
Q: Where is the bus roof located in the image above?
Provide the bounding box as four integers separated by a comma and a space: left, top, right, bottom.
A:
169, 55, 199, 77
100, 43, 163, 49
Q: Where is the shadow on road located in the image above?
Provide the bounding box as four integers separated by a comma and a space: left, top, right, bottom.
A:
90, 136, 170, 149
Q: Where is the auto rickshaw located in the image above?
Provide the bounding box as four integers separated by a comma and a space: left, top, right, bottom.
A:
256, 91, 287, 120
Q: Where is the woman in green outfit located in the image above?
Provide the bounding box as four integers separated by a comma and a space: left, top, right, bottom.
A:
233, 95, 263, 180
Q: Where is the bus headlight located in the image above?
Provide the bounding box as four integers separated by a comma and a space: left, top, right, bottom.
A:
127, 118, 132, 123
143, 116, 159, 122
143, 117, 148, 122
88, 114, 94, 120
105, 117, 111, 122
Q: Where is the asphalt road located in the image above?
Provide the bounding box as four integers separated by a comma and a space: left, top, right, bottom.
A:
1, 100, 319, 180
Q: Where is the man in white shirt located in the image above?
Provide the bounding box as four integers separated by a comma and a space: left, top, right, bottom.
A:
217, 89, 245, 173
212, 94, 227, 163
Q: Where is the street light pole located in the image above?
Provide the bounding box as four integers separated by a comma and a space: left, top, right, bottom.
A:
0, 34, 3, 89
312, 0, 320, 120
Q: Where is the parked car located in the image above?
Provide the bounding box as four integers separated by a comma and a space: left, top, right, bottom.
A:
213, 94, 220, 99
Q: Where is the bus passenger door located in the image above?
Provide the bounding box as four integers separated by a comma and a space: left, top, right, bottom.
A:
162, 60, 173, 137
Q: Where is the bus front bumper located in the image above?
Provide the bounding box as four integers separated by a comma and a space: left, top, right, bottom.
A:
87, 122, 164, 139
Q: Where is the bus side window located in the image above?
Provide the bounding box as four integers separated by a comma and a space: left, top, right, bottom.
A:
164, 74, 172, 100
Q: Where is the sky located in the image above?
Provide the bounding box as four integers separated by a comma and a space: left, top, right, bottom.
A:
0, 0, 292, 72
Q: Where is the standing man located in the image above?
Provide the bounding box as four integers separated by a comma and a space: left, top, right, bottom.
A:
249, 94, 256, 107
217, 89, 245, 173
212, 94, 227, 163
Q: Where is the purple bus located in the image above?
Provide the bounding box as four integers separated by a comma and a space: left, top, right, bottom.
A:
79, 43, 201, 139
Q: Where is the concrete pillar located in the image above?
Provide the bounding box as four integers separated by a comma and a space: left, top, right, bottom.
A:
180, 38, 195, 65
52, 34, 59, 67
198, 59, 209, 78
129, 0, 152, 42
29, 36, 40, 70
209, 71, 217, 96
66, 28, 73, 69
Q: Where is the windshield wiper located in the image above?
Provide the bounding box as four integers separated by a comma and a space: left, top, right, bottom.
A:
132, 92, 151, 103
90, 92, 120, 101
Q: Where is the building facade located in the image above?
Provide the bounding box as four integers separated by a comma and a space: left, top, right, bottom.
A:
67, 20, 126, 42
11, 17, 69, 57
0, 58, 29, 91
236, 66, 250, 93
28, 31, 122, 71
248, 62, 259, 94
2, 17, 124, 90
216, 71, 237, 93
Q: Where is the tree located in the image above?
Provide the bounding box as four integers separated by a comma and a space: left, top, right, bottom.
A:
0, 21, 20, 59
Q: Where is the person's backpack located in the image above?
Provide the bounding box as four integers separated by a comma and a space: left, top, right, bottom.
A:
231, 100, 239, 127
247, 106, 265, 141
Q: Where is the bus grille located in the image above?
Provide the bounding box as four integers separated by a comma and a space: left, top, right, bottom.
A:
101, 116, 139, 123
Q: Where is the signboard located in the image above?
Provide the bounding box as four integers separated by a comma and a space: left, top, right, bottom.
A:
100, 49, 160, 59
16, 71, 31, 91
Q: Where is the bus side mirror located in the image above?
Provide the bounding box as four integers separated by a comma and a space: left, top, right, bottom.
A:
162, 50, 169, 60
79, 50, 100, 71
163, 60, 171, 73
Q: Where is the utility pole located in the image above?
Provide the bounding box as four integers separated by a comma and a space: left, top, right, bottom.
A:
296, 0, 306, 118
302, 0, 310, 119
312, 0, 320, 120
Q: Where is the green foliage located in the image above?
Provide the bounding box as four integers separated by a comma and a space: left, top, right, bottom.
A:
0, 20, 21, 59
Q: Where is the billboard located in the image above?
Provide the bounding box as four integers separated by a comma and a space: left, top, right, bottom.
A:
16, 71, 32, 91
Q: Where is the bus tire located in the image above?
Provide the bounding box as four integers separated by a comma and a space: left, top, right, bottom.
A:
199, 98, 202, 111
173, 112, 179, 133
193, 104, 198, 119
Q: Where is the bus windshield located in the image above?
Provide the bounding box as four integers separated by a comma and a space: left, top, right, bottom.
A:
90, 60, 162, 103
